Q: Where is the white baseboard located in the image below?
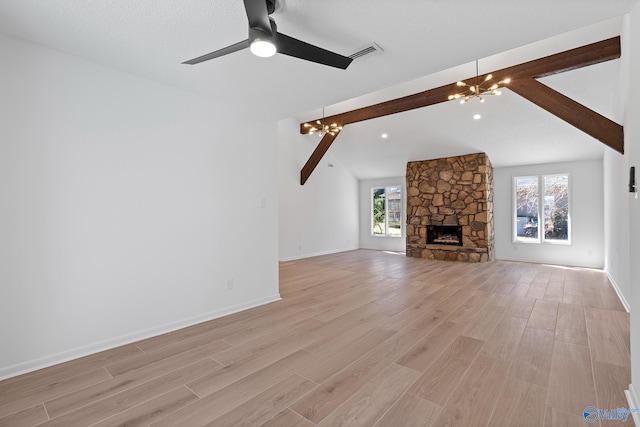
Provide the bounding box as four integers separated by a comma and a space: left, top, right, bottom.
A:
625, 384, 640, 425
0, 294, 281, 381
279, 247, 358, 262
606, 272, 631, 313
495, 255, 603, 269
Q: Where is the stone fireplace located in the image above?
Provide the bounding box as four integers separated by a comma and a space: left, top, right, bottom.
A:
406, 152, 494, 262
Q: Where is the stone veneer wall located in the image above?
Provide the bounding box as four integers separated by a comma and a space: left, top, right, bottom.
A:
406, 152, 494, 262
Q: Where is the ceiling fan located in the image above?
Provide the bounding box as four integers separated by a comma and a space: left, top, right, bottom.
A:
183, 0, 353, 70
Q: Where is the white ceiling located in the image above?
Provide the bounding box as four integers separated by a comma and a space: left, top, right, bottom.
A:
0, 0, 633, 179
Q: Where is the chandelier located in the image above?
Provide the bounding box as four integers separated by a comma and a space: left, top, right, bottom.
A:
303, 108, 343, 137
303, 120, 343, 137
448, 60, 511, 104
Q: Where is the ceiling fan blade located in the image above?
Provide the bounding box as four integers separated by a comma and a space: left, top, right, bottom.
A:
243, 0, 273, 35
276, 32, 353, 69
182, 40, 250, 65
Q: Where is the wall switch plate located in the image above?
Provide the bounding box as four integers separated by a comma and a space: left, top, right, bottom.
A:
225, 279, 233, 291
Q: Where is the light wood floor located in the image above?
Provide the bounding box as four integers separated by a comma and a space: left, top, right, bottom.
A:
0, 250, 633, 426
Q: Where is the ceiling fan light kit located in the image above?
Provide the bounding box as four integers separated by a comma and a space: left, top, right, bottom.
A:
183, 0, 353, 69
250, 39, 276, 57
248, 18, 277, 57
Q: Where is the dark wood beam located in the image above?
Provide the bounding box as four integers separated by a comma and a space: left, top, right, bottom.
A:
508, 78, 624, 153
485, 35, 621, 80
300, 84, 454, 134
300, 37, 621, 133
300, 132, 338, 185
298, 36, 622, 184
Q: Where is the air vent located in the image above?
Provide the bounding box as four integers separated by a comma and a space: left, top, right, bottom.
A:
348, 42, 383, 62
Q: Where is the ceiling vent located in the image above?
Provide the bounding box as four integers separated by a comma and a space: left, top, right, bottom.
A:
348, 42, 383, 62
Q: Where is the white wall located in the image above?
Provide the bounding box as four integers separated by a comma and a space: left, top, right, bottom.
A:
494, 159, 604, 268
0, 35, 280, 379
278, 118, 359, 261
624, 2, 640, 413
603, 12, 633, 311
359, 177, 406, 252
604, 149, 632, 311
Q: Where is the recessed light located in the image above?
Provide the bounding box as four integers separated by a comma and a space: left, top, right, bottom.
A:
381, 133, 388, 139
473, 114, 482, 120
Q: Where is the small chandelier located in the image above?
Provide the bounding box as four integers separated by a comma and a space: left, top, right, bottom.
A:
303, 120, 343, 136
448, 60, 511, 104
303, 108, 343, 137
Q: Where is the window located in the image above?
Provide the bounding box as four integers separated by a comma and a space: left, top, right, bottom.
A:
514, 174, 570, 244
372, 186, 403, 237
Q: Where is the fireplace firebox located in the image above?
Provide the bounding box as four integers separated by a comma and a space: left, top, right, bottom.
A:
427, 225, 463, 246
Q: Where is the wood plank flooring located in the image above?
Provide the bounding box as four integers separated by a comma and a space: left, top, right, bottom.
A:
0, 250, 633, 426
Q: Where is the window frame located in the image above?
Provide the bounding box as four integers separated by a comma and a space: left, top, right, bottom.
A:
371, 185, 403, 238
512, 173, 571, 245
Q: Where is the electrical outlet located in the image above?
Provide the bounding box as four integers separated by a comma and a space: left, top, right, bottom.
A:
225, 278, 234, 291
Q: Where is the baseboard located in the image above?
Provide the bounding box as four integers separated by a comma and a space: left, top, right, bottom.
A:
606, 272, 631, 313
625, 384, 640, 425
279, 247, 359, 262
0, 294, 281, 381
495, 255, 603, 270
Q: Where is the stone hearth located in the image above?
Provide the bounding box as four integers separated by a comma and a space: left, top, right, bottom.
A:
406, 152, 494, 262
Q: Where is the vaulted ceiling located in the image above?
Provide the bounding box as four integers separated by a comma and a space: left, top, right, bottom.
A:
0, 1, 633, 179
